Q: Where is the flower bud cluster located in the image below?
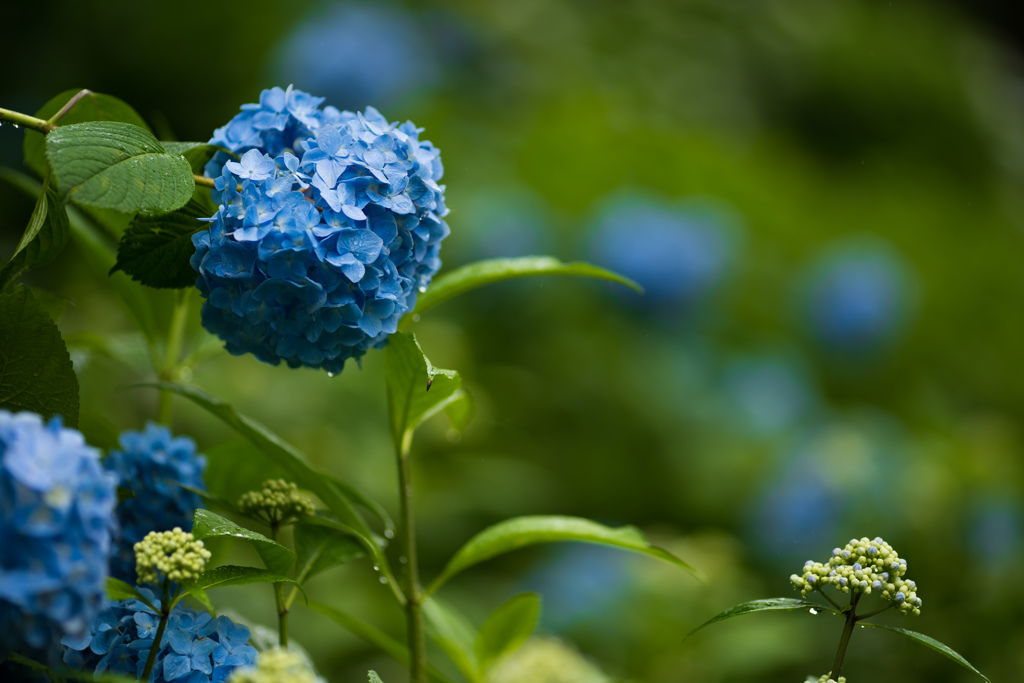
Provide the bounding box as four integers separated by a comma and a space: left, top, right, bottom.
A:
134, 528, 211, 585
806, 676, 846, 683
229, 648, 320, 683
790, 537, 921, 615
237, 479, 316, 523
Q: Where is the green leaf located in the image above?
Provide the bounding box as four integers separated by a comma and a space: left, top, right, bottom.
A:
105, 577, 158, 612
426, 515, 699, 596
423, 597, 480, 683
0, 172, 70, 291
475, 593, 541, 674
24, 89, 151, 179
0, 285, 79, 425
148, 382, 397, 596
181, 583, 215, 614
194, 565, 302, 594
161, 142, 234, 174
192, 508, 296, 575
683, 598, 839, 642
860, 622, 991, 682
46, 121, 194, 215
385, 332, 461, 452
308, 601, 455, 683
0, 167, 159, 348
293, 521, 366, 584
444, 389, 475, 434
116, 486, 135, 505
111, 197, 210, 288
403, 256, 642, 326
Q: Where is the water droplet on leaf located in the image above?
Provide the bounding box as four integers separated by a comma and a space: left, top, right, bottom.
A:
379, 576, 388, 584
808, 608, 818, 615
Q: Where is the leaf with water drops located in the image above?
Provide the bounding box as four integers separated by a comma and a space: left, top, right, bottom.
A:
111, 196, 213, 288
859, 623, 990, 682
160, 141, 235, 174
191, 508, 295, 575
23, 89, 151, 179
293, 520, 366, 584
683, 598, 839, 642
46, 121, 194, 214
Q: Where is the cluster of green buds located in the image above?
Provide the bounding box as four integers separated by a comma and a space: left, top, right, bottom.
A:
790, 537, 922, 615
806, 676, 846, 683
238, 478, 316, 525
229, 648, 320, 683
134, 527, 211, 585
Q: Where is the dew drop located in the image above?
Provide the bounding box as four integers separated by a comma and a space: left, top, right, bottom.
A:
326, 372, 335, 378
412, 314, 421, 323
379, 576, 388, 584
808, 608, 818, 615
372, 565, 379, 571
384, 529, 394, 539
399, 556, 407, 564
418, 286, 427, 293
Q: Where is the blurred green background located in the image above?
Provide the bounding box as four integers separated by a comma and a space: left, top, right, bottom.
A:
2, 1, 1023, 681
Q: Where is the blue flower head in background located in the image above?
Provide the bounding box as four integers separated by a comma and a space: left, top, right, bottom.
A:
62, 590, 258, 682
272, 3, 439, 111
192, 86, 450, 373
457, 187, 554, 262
719, 351, 819, 436
588, 193, 740, 312
799, 238, 914, 355
0, 411, 117, 663
103, 423, 207, 583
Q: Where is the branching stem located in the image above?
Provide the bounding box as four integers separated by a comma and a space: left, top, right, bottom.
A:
0, 108, 53, 134
830, 592, 862, 681
269, 520, 290, 647
46, 89, 92, 126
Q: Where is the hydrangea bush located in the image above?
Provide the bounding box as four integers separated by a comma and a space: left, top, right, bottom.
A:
191, 87, 449, 373
0, 85, 990, 683
0, 411, 117, 664
104, 423, 207, 583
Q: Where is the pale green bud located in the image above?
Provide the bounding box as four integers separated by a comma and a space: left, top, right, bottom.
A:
134, 527, 211, 585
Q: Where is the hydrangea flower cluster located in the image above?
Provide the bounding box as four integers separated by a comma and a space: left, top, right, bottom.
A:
0, 411, 117, 660
790, 537, 922, 615
135, 528, 211, 585
229, 648, 320, 683
104, 423, 207, 582
192, 86, 450, 373
237, 479, 315, 524
62, 589, 257, 682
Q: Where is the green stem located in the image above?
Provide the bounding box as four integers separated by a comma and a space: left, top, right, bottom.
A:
157, 290, 190, 425
817, 587, 844, 611
830, 592, 862, 680
194, 174, 216, 189
0, 107, 53, 134
141, 581, 173, 681
397, 429, 426, 683
270, 521, 289, 647
46, 89, 91, 126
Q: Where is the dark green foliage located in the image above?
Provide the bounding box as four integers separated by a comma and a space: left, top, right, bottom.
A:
112, 196, 212, 288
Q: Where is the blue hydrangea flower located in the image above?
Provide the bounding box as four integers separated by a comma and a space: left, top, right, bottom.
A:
62, 592, 257, 682
588, 194, 739, 310
192, 87, 450, 373
272, 3, 439, 110
799, 238, 913, 355
103, 423, 207, 583
0, 410, 117, 663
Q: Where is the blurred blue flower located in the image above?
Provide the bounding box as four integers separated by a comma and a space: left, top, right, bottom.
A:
193, 88, 450, 373
799, 238, 914, 355
720, 352, 818, 436
103, 423, 207, 583
966, 497, 1022, 565
588, 194, 739, 310
457, 188, 554, 261
520, 545, 631, 629
272, 3, 439, 111
0, 410, 117, 663
62, 593, 257, 683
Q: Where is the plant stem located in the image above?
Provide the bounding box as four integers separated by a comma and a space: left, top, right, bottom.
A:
157, 290, 190, 425
141, 581, 172, 681
830, 592, 862, 681
46, 89, 92, 126
194, 174, 216, 189
0, 107, 53, 134
270, 520, 289, 647
397, 429, 426, 683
